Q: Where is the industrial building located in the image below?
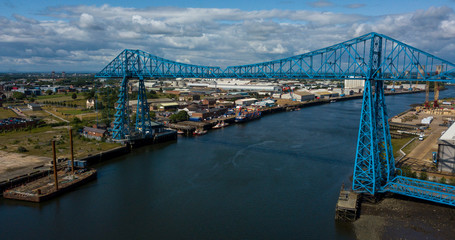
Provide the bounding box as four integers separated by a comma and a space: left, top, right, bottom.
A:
281, 91, 315, 101
187, 79, 281, 92
235, 98, 258, 106
344, 78, 364, 93
437, 123, 455, 173
309, 89, 339, 99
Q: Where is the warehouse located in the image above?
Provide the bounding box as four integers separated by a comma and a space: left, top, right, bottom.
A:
437, 123, 455, 173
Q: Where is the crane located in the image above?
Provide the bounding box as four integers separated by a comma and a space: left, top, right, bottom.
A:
418, 65, 431, 108
433, 65, 442, 108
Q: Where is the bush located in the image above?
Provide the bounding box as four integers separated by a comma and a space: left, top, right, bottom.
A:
17, 146, 28, 153
419, 172, 428, 180
34, 144, 41, 149
449, 178, 455, 186
440, 177, 447, 184
72, 117, 82, 124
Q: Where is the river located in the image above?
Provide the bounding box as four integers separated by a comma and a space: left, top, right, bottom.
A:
1, 87, 454, 239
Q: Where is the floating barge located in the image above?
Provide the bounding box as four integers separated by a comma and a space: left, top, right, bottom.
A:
3, 169, 97, 203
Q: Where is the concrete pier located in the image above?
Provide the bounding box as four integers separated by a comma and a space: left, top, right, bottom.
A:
335, 189, 359, 221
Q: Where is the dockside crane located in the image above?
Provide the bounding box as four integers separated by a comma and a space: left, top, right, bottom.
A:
419, 65, 431, 108
433, 65, 442, 108
425, 82, 430, 108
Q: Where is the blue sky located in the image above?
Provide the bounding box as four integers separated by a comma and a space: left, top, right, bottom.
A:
0, 0, 454, 72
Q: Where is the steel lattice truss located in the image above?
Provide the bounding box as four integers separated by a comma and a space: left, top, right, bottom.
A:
96, 32, 455, 207
385, 176, 455, 206
97, 49, 223, 78
97, 32, 455, 81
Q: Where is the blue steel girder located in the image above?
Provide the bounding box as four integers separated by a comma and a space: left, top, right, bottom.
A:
97, 49, 223, 79
385, 176, 455, 207
135, 76, 153, 137
111, 76, 130, 140
96, 33, 455, 81
221, 33, 455, 81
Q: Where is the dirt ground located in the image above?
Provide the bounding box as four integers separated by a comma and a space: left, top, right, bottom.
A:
354, 195, 455, 240
0, 150, 50, 182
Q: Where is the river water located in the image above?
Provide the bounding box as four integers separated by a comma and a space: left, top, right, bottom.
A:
1, 88, 454, 240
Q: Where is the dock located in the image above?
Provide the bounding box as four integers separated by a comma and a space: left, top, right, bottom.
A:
335, 188, 359, 221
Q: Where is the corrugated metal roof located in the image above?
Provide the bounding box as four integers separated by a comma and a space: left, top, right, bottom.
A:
440, 123, 455, 141
295, 91, 315, 96
159, 102, 179, 107
83, 127, 107, 134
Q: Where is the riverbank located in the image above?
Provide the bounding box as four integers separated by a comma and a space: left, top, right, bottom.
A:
354, 194, 455, 239
168, 89, 425, 134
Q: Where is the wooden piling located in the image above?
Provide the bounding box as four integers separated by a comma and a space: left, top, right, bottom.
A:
52, 140, 59, 191
69, 128, 74, 174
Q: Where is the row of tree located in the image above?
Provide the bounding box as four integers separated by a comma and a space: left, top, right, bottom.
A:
42, 100, 79, 108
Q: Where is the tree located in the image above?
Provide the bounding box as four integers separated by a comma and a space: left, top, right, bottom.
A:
149, 111, 156, 119
46, 89, 53, 95
12, 91, 26, 100
71, 93, 77, 99
72, 117, 82, 124
169, 111, 189, 122
85, 90, 95, 100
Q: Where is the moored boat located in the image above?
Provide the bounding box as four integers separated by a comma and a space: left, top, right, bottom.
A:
193, 128, 207, 135
235, 108, 262, 123
213, 120, 229, 129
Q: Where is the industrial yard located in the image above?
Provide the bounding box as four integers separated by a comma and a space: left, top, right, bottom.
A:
391, 104, 455, 180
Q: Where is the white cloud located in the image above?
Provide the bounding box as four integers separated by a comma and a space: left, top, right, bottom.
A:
309, 0, 334, 8
0, 5, 454, 71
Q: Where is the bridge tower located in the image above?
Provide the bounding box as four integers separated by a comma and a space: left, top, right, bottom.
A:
111, 50, 153, 140
352, 35, 395, 195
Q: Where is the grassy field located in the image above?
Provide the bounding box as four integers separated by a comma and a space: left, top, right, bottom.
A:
402, 137, 420, 155
40, 106, 98, 121
391, 136, 415, 158
0, 108, 18, 119
59, 109, 92, 115
22, 110, 65, 123
36, 93, 83, 100
36, 93, 87, 107
0, 126, 122, 159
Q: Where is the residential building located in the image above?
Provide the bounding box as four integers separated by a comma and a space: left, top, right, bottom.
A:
82, 127, 108, 141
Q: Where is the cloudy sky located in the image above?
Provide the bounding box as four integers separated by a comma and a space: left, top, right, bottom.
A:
1, 0, 455, 72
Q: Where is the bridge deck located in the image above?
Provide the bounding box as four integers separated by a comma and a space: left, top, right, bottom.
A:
384, 176, 455, 207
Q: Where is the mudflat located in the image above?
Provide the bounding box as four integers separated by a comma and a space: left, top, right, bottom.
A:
354, 194, 455, 240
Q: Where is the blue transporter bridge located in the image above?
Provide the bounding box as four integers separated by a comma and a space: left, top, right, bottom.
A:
97, 32, 455, 207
